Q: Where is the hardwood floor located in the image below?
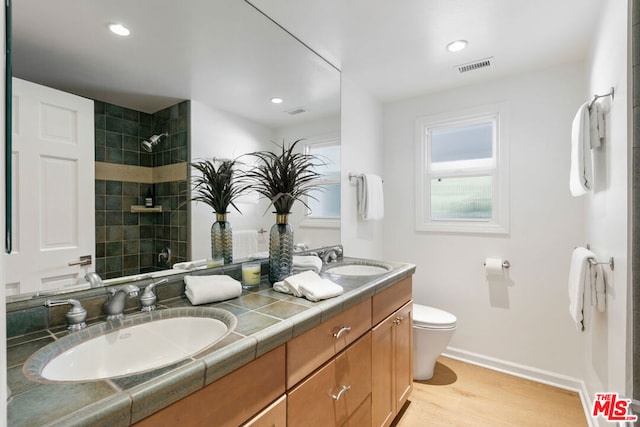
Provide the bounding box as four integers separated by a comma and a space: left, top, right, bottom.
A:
392, 357, 588, 427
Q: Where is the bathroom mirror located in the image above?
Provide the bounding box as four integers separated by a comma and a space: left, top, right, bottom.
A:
6, 0, 340, 297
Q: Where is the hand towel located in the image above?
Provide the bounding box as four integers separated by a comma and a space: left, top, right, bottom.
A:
569, 247, 605, 331
292, 255, 323, 274
589, 101, 605, 149
184, 275, 242, 305
173, 259, 207, 270
233, 230, 259, 260
357, 173, 384, 220
590, 259, 607, 313
248, 251, 269, 260
570, 102, 592, 197
272, 270, 343, 301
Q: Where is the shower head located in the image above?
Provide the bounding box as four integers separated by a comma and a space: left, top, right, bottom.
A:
141, 132, 168, 152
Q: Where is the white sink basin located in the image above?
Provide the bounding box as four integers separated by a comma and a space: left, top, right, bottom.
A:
325, 263, 392, 276
26, 308, 236, 382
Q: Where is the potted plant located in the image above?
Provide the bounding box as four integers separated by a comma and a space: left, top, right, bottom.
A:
190, 158, 246, 264
243, 139, 324, 283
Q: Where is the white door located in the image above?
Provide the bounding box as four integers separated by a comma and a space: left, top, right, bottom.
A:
6, 78, 95, 296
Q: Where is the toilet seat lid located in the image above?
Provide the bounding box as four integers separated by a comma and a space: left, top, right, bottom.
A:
413, 304, 457, 329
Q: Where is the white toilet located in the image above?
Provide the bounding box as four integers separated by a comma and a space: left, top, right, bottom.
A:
412, 303, 457, 380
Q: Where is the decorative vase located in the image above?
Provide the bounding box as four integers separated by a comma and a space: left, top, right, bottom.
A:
269, 213, 293, 283
211, 213, 233, 265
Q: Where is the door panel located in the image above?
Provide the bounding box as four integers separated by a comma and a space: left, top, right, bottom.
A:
6, 78, 94, 296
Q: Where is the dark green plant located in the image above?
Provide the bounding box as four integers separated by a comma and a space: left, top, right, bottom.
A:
243, 139, 325, 214
190, 159, 246, 214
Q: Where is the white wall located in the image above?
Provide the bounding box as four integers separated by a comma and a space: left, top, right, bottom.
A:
190, 100, 275, 259
582, 0, 630, 404
340, 74, 385, 259
382, 62, 588, 379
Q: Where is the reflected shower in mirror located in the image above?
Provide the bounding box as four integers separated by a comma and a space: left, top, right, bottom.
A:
6, 0, 341, 297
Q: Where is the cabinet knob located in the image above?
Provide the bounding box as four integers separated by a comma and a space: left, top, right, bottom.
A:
332, 326, 352, 339
330, 385, 351, 401
394, 316, 404, 325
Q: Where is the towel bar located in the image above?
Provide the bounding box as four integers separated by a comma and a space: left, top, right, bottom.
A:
588, 87, 614, 109
588, 257, 614, 270
348, 173, 384, 183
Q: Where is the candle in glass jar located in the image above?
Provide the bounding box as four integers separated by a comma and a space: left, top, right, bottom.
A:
242, 262, 261, 287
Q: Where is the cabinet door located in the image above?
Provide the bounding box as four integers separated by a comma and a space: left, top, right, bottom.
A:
371, 315, 395, 427
394, 303, 413, 411
243, 395, 286, 427
288, 332, 372, 427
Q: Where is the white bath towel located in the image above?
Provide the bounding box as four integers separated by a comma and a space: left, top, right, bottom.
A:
173, 259, 207, 270
273, 270, 343, 302
292, 255, 323, 274
357, 173, 384, 220
570, 102, 592, 197
248, 251, 269, 260
590, 258, 607, 313
233, 230, 258, 260
589, 101, 605, 149
184, 275, 242, 305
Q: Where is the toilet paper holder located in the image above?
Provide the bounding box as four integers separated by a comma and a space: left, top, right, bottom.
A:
483, 260, 511, 269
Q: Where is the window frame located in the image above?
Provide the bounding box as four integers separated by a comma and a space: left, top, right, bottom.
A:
415, 102, 509, 234
300, 136, 341, 229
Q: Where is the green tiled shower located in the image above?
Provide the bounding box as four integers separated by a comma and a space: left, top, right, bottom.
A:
94, 100, 190, 279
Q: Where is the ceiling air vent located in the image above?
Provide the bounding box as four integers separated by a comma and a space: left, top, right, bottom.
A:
284, 107, 307, 116
455, 57, 494, 74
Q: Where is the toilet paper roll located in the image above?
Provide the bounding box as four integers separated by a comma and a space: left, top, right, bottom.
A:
484, 258, 504, 276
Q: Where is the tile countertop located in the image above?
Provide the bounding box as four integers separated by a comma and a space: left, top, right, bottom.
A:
6, 258, 415, 427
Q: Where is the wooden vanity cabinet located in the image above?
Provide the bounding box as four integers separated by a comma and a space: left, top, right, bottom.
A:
243, 395, 286, 427
371, 277, 413, 427
288, 332, 372, 426
134, 345, 285, 427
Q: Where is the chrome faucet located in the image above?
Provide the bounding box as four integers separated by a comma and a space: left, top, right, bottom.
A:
321, 246, 343, 264
84, 272, 104, 288
139, 279, 168, 312
103, 284, 140, 320
45, 299, 87, 331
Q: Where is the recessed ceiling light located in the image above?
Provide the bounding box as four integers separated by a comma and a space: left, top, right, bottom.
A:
446, 40, 468, 52
108, 24, 130, 37
271, 97, 283, 104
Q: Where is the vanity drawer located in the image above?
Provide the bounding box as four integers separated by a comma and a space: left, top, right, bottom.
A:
287, 298, 371, 388
372, 276, 412, 325
287, 332, 372, 426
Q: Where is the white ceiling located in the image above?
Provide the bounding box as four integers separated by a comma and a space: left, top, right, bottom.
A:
249, 0, 605, 102
12, 0, 605, 126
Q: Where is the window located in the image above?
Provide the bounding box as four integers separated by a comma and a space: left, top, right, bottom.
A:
301, 137, 341, 228
415, 103, 509, 234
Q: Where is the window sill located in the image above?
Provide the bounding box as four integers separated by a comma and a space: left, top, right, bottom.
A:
416, 221, 509, 235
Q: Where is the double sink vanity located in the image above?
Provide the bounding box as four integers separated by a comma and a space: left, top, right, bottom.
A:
6, 248, 416, 426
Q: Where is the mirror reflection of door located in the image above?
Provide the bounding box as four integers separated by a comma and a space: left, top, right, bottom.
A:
5, 78, 95, 296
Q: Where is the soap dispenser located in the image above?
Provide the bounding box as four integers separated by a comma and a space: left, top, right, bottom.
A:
145, 187, 154, 207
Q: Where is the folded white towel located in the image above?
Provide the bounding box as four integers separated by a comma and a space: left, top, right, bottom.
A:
184, 275, 242, 305
273, 270, 343, 302
590, 258, 607, 313
292, 255, 323, 274
568, 248, 590, 331
173, 259, 207, 270
589, 101, 605, 149
248, 251, 270, 260
357, 173, 384, 220
233, 230, 259, 260
570, 102, 592, 197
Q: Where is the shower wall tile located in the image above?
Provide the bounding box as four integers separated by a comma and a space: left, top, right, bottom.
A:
94, 100, 190, 279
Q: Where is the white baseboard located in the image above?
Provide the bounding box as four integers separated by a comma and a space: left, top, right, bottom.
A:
442, 347, 596, 427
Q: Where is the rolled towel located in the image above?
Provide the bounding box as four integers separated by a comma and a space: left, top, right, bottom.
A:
292, 255, 323, 274
248, 251, 270, 260
184, 275, 242, 305
173, 259, 207, 270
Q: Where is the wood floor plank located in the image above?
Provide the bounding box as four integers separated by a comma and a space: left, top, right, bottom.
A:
392, 356, 588, 427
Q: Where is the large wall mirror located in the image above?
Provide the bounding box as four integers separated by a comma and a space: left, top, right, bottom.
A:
6, 0, 341, 298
